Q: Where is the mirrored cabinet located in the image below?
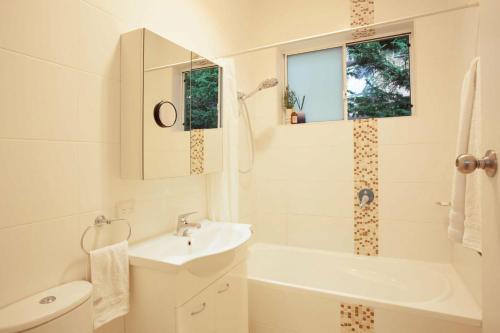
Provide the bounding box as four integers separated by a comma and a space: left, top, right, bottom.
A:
121, 28, 223, 179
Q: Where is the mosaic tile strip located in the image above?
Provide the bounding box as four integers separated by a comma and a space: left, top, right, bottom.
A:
340, 303, 375, 333
352, 28, 377, 40
190, 129, 204, 175
350, 0, 375, 39
353, 119, 379, 256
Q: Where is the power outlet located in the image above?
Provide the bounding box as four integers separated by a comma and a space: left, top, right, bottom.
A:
116, 200, 135, 218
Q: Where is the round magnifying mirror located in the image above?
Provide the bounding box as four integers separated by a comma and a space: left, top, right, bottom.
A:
154, 101, 177, 128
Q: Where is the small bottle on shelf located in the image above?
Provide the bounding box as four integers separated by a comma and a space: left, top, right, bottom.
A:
291, 110, 298, 124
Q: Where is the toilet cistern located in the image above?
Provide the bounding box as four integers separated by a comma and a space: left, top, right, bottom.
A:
176, 211, 201, 236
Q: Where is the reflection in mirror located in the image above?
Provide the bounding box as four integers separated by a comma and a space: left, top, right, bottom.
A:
184, 57, 222, 131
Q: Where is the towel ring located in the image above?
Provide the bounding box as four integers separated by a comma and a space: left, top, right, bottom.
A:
80, 215, 132, 255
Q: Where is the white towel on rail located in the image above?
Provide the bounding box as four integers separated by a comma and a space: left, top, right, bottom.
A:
462, 59, 482, 252
448, 57, 482, 252
90, 240, 129, 329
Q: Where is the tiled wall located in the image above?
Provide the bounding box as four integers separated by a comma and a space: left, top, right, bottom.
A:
0, 1, 252, 332
246, 0, 471, 51
235, 7, 480, 267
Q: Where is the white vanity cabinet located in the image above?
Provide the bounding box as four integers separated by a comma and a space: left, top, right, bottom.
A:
124, 223, 251, 333
176, 264, 248, 333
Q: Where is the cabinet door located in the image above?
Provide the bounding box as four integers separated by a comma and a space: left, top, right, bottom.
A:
215, 263, 248, 333
177, 287, 215, 333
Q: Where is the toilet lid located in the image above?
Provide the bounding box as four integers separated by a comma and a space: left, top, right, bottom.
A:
0, 281, 92, 333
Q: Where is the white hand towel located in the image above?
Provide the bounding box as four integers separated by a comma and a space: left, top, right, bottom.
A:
448, 57, 481, 252
90, 240, 129, 329
463, 59, 482, 252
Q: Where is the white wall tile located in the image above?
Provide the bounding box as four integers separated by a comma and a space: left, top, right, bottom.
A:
82, 0, 137, 24
0, 140, 80, 228
287, 181, 353, 219
0, 49, 79, 141
253, 212, 287, 244
77, 73, 120, 143
379, 181, 450, 223
287, 215, 353, 252
0, 0, 79, 66
379, 220, 452, 262
379, 143, 455, 183
286, 145, 353, 182
77, 142, 114, 213
78, 1, 122, 79
255, 180, 288, 214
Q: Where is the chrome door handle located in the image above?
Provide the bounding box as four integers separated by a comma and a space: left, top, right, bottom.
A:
190, 302, 206, 316
456, 150, 497, 177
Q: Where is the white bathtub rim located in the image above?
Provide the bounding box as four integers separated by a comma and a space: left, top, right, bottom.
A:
248, 276, 481, 327
248, 243, 482, 327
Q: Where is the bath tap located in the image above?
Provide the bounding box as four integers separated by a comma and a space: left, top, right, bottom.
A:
176, 211, 201, 236
360, 193, 370, 208
358, 188, 374, 208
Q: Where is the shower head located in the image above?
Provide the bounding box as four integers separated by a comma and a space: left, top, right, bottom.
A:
258, 78, 279, 90
238, 78, 279, 100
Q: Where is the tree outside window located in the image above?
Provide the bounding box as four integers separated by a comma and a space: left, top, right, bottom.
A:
347, 35, 411, 119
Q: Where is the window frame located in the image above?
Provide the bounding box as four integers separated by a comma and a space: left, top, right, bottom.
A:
283, 31, 414, 123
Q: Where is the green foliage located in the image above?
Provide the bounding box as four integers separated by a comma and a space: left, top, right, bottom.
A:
184, 66, 219, 130
283, 86, 297, 109
347, 35, 411, 119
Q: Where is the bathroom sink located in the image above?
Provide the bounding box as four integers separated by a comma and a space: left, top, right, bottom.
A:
128, 220, 252, 274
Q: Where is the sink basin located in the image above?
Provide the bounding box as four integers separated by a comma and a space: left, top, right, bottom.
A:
128, 220, 252, 274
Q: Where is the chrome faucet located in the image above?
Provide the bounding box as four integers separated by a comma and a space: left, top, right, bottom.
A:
358, 188, 374, 208
176, 211, 201, 236
359, 193, 370, 208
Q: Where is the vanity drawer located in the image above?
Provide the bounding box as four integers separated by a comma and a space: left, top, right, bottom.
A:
176, 287, 215, 333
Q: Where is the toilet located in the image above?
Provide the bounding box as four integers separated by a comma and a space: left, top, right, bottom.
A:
0, 281, 93, 333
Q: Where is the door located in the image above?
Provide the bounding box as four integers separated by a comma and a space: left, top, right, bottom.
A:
480, 0, 500, 332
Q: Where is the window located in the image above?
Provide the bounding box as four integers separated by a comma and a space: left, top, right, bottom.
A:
183, 66, 220, 130
285, 34, 412, 123
287, 47, 344, 122
347, 35, 411, 119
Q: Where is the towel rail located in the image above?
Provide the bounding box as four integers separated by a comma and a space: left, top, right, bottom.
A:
80, 215, 131, 255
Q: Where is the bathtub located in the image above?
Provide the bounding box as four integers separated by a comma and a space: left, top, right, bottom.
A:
247, 243, 481, 333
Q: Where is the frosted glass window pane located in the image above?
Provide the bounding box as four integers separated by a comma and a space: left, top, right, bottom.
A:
287, 47, 344, 122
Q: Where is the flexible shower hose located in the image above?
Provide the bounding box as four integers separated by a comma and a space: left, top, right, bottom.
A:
239, 100, 254, 174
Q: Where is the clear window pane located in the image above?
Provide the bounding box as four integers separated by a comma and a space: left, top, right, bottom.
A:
347, 35, 411, 119
287, 47, 344, 122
